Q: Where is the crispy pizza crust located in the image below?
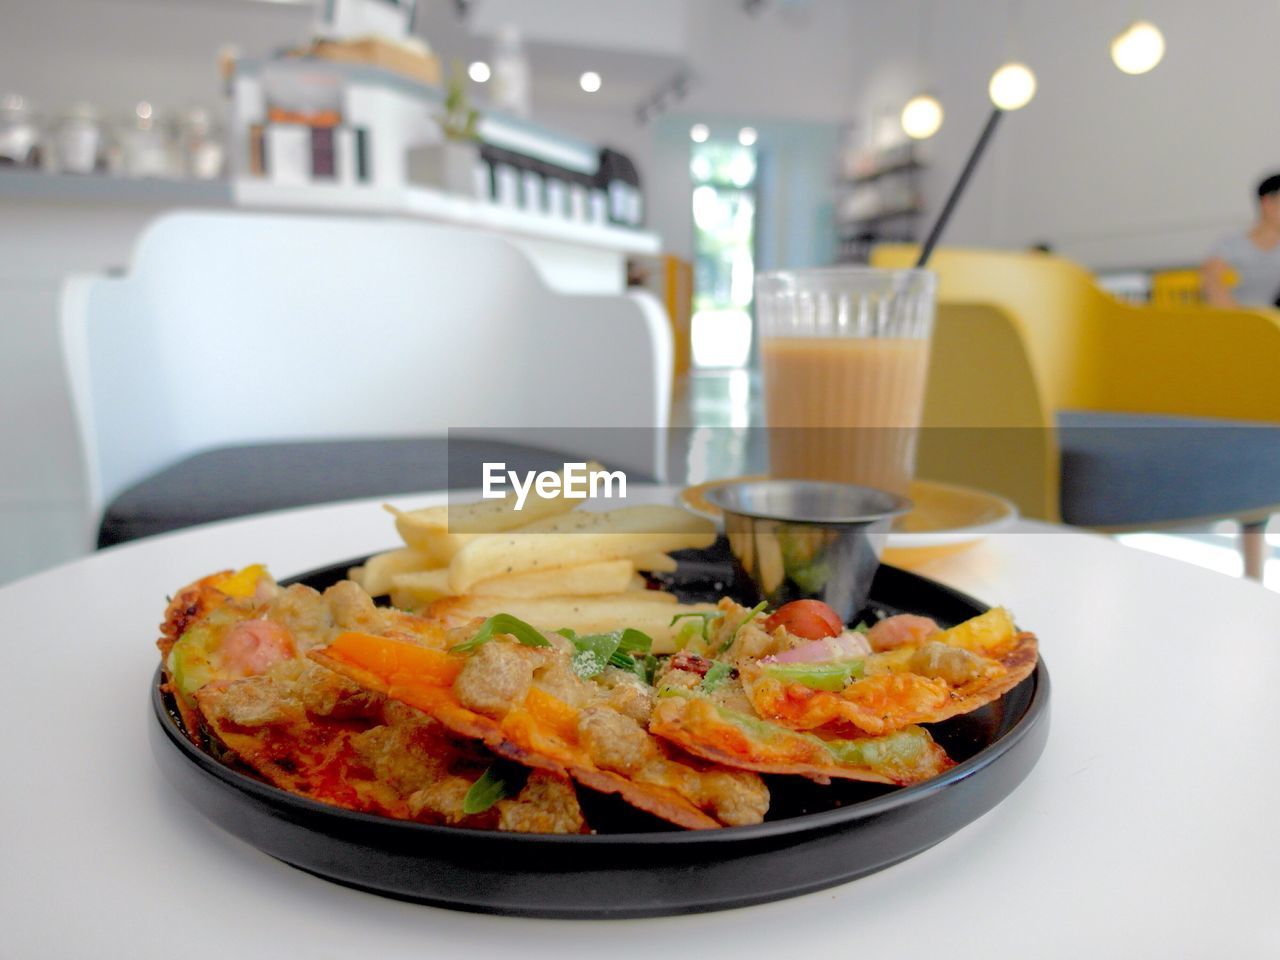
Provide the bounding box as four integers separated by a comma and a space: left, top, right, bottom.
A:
162, 571, 586, 833
743, 610, 1038, 736
312, 632, 770, 829
649, 696, 953, 786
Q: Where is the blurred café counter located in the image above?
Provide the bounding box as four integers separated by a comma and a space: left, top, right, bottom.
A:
0, 54, 659, 584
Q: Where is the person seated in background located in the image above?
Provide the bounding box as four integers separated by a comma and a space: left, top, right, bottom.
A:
1202, 173, 1280, 308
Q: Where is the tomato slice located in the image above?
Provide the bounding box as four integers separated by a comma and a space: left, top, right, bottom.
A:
763, 600, 843, 640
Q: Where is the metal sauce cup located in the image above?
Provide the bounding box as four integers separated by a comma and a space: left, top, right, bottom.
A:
706, 479, 912, 623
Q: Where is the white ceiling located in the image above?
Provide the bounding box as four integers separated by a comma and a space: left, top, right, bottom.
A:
411, 0, 858, 123
412, 0, 689, 114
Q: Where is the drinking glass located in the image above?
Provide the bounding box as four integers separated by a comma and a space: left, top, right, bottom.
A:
755, 267, 936, 496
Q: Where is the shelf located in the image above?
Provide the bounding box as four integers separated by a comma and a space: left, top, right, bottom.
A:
0, 170, 660, 255
843, 159, 924, 186
837, 207, 925, 232
0, 169, 231, 206
232, 180, 661, 255
235, 57, 600, 176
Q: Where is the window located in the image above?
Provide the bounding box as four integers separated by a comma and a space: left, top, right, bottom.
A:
690, 140, 758, 368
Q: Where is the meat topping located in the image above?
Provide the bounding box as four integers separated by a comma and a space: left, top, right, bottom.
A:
453, 642, 534, 717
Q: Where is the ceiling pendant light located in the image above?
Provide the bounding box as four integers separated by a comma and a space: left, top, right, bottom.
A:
1111, 20, 1165, 75
901, 93, 944, 140
988, 61, 1037, 111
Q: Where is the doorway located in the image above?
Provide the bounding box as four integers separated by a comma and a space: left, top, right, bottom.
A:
690, 140, 758, 369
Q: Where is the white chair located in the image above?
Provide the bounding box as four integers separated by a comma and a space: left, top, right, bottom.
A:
61, 211, 672, 546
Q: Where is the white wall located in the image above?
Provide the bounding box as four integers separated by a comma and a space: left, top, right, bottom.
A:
0, 198, 206, 584
680, 0, 860, 122
469, 0, 689, 56
537, 0, 861, 262
847, 0, 1280, 270
10, 0, 1278, 272
1, 0, 311, 118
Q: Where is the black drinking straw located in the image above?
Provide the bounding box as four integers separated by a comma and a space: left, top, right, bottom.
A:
915, 107, 1004, 267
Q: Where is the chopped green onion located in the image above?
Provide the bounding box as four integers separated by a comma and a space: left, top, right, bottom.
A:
853, 622, 871, 635
559, 627, 657, 679
461, 762, 526, 814
762, 659, 865, 691
672, 619, 702, 651
449, 613, 551, 654
669, 610, 725, 647
617, 628, 653, 655
568, 632, 619, 678
605, 650, 635, 672
607, 628, 655, 678
606, 650, 640, 675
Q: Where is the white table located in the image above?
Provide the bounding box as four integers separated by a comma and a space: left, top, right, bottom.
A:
3, 490, 1278, 958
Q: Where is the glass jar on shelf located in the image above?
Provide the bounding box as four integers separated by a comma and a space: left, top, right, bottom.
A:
0, 93, 41, 167
51, 102, 102, 174
119, 101, 177, 178
177, 107, 225, 180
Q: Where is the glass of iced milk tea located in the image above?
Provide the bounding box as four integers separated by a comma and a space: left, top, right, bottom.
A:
756, 267, 936, 497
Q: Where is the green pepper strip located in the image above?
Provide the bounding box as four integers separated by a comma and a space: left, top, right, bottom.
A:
715, 704, 929, 770
760, 659, 865, 692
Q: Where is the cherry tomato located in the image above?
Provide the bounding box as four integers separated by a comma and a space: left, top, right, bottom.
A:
763, 599, 843, 640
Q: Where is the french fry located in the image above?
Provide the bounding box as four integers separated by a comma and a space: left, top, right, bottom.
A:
386, 568, 452, 607
386, 509, 476, 566
614, 589, 678, 604
425, 594, 715, 653
391, 558, 637, 605
473, 558, 638, 598
632, 551, 678, 573
448, 507, 715, 593
349, 547, 436, 597
386, 494, 589, 567
386, 461, 603, 542
506, 505, 704, 537
756, 532, 785, 595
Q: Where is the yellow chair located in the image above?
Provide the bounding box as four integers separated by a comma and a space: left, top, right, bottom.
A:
630, 254, 694, 381
662, 255, 694, 380
1149, 267, 1237, 307
871, 245, 1280, 576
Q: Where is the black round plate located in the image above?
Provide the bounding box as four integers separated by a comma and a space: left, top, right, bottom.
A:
150, 544, 1050, 918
